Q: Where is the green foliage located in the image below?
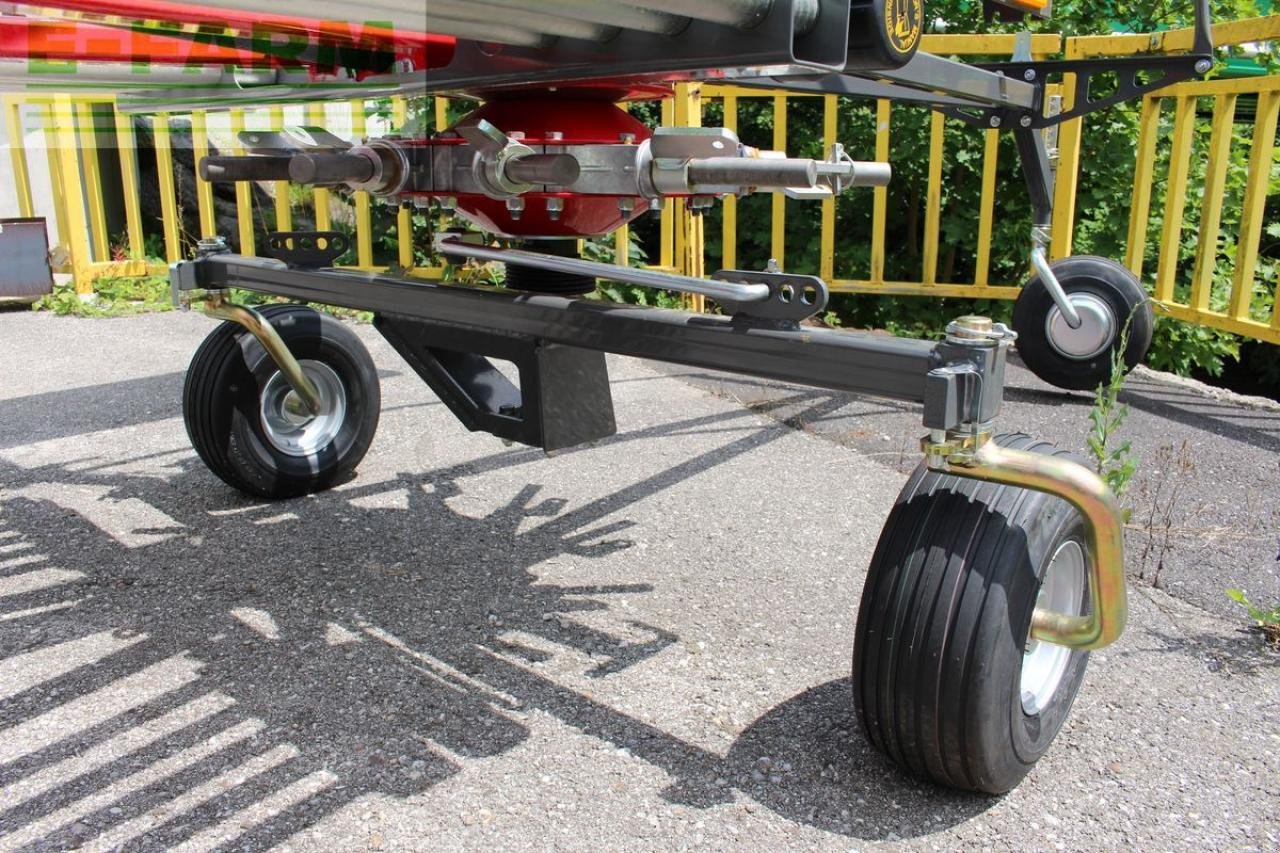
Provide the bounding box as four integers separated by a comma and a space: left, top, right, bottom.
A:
1146, 314, 1241, 377
1086, 324, 1139, 507
34, 275, 173, 317
1226, 588, 1280, 647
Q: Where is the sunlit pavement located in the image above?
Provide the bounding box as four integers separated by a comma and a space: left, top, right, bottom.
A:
1, 311, 1277, 851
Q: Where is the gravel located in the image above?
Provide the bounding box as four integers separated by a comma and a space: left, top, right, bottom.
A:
0, 310, 1277, 851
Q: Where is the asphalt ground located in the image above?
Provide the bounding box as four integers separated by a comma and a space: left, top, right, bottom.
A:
0, 310, 1277, 851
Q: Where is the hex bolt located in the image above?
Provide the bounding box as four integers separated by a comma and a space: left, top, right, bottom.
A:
618, 198, 635, 215
649, 199, 664, 218
1020, 116, 1033, 128
619, 132, 637, 144
1024, 68, 1036, 81
1194, 59, 1212, 74
546, 197, 565, 221
546, 131, 564, 142
506, 197, 525, 220
989, 116, 1002, 128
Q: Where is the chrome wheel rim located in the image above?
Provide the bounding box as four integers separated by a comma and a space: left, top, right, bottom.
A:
1045, 292, 1116, 360
259, 360, 347, 457
1021, 540, 1087, 715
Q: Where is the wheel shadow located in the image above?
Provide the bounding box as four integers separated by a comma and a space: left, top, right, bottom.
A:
0, 389, 991, 848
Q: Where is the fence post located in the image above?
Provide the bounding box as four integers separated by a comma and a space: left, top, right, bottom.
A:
3, 97, 35, 218
111, 101, 146, 260
51, 95, 95, 294
1050, 37, 1084, 260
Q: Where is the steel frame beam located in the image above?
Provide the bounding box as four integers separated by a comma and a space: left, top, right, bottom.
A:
171, 251, 1009, 432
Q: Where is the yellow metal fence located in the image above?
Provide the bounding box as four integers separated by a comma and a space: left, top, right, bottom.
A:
2, 19, 1278, 345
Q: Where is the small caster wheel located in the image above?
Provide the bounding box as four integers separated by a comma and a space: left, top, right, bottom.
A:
1012, 255, 1154, 391
847, 0, 923, 69
853, 434, 1092, 794
183, 304, 380, 499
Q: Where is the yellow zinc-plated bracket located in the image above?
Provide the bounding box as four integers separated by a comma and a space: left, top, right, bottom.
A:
923, 430, 1128, 651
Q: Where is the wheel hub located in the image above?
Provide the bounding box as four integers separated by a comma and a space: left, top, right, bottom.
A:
1021, 540, 1087, 715
1044, 292, 1116, 360
259, 360, 347, 457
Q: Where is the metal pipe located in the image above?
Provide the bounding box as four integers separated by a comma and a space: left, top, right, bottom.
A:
687, 156, 818, 189
199, 154, 294, 183
437, 238, 773, 304
627, 0, 819, 33
288, 151, 376, 185
433, 0, 619, 42
426, 16, 550, 48
203, 292, 324, 416
503, 154, 582, 187
928, 433, 1127, 651
1031, 227, 1082, 329
467, 0, 688, 35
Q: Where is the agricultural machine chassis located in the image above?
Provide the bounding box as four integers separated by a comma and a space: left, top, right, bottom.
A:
0, 0, 1219, 795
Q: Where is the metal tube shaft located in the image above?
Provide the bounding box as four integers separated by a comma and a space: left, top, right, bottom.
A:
626, 0, 819, 33
687, 156, 818, 189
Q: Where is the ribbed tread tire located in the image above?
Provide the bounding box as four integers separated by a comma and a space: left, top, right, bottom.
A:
852, 433, 1091, 794
183, 304, 379, 499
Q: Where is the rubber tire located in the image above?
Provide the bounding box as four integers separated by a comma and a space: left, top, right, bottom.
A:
183, 304, 380, 499
847, 0, 923, 69
1012, 255, 1154, 392
852, 433, 1091, 794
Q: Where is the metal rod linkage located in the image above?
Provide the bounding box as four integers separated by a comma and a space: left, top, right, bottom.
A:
436, 238, 773, 305
203, 291, 325, 416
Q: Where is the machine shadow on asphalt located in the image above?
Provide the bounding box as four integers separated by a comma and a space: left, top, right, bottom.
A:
0, 383, 992, 849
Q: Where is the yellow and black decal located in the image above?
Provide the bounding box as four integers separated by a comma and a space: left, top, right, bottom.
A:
885, 0, 923, 56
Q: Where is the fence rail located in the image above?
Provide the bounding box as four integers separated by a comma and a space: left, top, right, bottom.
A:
2, 19, 1278, 345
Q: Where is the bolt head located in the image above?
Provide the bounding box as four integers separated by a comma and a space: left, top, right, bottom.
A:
1020, 116, 1033, 128
1023, 68, 1036, 81
989, 116, 1002, 128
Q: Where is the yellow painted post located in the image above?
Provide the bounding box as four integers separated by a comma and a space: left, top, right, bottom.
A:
820, 94, 837, 283
974, 128, 1000, 287
1124, 97, 1164, 276
268, 106, 293, 233
112, 104, 145, 259
229, 109, 255, 256
3, 97, 35, 218
350, 100, 374, 268
1153, 95, 1196, 304
189, 110, 217, 238
1189, 93, 1238, 312
659, 97, 674, 270
870, 99, 890, 284
674, 83, 704, 309
391, 97, 414, 270
52, 96, 94, 293
151, 114, 183, 263
721, 92, 738, 271
42, 115, 71, 253
306, 104, 332, 232
1230, 89, 1280, 321
76, 101, 110, 262
1051, 40, 1084, 259
770, 93, 787, 267
434, 97, 449, 132
922, 111, 945, 285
